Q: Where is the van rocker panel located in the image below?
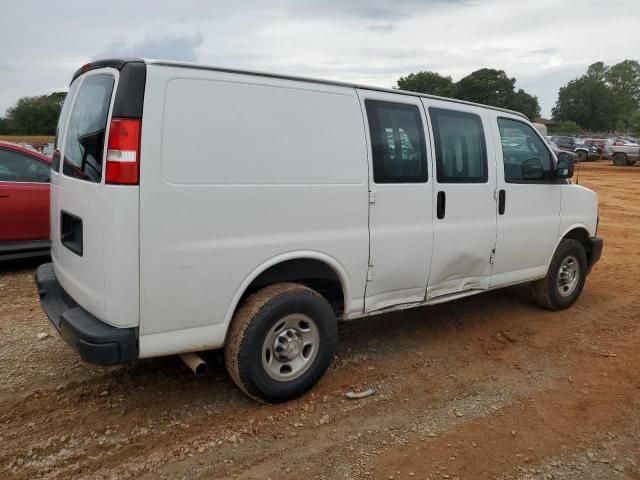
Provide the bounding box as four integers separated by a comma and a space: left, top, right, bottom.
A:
35, 263, 137, 366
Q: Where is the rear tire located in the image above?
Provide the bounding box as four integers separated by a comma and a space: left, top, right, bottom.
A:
531, 239, 587, 311
576, 150, 587, 162
613, 153, 627, 166
224, 283, 338, 403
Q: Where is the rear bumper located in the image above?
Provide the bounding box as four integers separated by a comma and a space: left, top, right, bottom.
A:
35, 263, 137, 366
588, 236, 603, 271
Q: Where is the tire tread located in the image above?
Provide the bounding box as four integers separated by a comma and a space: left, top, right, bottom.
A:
531, 239, 586, 311
224, 283, 329, 403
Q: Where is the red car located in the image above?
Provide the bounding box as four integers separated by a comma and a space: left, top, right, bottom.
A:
0, 141, 52, 260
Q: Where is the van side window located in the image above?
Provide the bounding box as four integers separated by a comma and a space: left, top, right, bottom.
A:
429, 107, 488, 183
365, 100, 428, 183
498, 118, 553, 183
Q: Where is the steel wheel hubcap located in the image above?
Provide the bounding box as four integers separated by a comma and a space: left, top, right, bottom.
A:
556, 255, 580, 297
262, 314, 319, 381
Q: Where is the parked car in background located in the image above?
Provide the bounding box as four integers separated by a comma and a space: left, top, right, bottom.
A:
606, 139, 640, 166
573, 140, 601, 162
550, 136, 598, 162
0, 141, 52, 260
42, 143, 54, 157
17, 143, 39, 153
551, 136, 577, 151
547, 140, 578, 164
584, 139, 607, 159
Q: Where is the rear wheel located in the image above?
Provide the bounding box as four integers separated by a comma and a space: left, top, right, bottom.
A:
576, 150, 587, 162
224, 283, 338, 403
613, 153, 627, 166
531, 239, 587, 311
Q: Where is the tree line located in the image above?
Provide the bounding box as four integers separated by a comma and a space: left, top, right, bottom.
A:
552, 60, 640, 132
1, 60, 638, 135
397, 60, 640, 133
396, 68, 541, 120
0, 92, 66, 135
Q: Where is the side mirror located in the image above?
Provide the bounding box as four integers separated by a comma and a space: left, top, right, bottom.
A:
555, 156, 574, 179
521, 157, 545, 180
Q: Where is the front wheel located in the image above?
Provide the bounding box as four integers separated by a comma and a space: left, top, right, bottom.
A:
224, 283, 338, 403
576, 150, 587, 162
531, 239, 588, 311
613, 153, 627, 166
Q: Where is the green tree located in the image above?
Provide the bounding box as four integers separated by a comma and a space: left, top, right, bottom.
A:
552, 76, 617, 131
396, 68, 540, 119
509, 89, 541, 120
586, 61, 608, 82
453, 68, 540, 119
0, 117, 12, 134
605, 60, 640, 130
455, 68, 515, 107
549, 120, 583, 134
629, 111, 640, 135
5, 92, 66, 135
396, 71, 456, 97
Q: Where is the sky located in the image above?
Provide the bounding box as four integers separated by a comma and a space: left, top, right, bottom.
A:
1, 0, 639, 117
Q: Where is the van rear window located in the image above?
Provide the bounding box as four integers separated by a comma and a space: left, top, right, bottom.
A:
52, 80, 79, 172
62, 74, 115, 183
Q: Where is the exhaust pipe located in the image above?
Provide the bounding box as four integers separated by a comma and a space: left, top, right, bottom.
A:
179, 353, 208, 376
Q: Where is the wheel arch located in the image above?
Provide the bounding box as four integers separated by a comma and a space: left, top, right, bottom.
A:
223, 251, 351, 336
552, 225, 595, 270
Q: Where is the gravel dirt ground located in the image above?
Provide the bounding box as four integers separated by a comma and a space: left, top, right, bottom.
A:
1, 162, 639, 480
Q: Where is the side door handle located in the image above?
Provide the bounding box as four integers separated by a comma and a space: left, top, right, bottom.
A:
0, 193, 9, 198
437, 191, 446, 219
498, 189, 506, 215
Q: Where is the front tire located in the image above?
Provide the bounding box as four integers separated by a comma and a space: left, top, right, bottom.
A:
576, 150, 587, 162
613, 153, 627, 166
531, 239, 588, 311
224, 283, 338, 403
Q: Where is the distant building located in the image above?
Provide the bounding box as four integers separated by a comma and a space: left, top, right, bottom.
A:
534, 117, 556, 127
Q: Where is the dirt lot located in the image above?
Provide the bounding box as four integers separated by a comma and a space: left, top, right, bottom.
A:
1, 162, 639, 480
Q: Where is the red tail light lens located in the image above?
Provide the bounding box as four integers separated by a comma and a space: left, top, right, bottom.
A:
106, 118, 141, 185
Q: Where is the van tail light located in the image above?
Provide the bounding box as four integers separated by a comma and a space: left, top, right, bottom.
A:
106, 118, 141, 185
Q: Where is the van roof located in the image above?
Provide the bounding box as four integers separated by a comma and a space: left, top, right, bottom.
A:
73, 57, 529, 120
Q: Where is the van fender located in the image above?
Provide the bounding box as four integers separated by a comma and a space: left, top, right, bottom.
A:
221, 250, 353, 334
544, 222, 592, 276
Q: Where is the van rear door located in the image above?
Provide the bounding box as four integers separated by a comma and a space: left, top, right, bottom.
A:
51, 61, 144, 328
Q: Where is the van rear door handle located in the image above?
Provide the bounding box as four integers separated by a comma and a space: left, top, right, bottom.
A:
437, 191, 446, 219
498, 189, 506, 215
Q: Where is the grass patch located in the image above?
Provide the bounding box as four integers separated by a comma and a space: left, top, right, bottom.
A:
0, 135, 55, 148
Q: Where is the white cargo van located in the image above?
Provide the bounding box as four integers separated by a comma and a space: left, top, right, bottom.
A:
37, 58, 602, 403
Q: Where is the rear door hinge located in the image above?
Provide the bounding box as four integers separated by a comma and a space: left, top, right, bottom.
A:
368, 190, 376, 204
367, 266, 375, 281
490, 249, 496, 265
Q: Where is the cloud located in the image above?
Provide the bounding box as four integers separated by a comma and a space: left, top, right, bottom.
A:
527, 47, 561, 55
368, 24, 395, 33
276, 0, 473, 20
1, 0, 639, 116
94, 31, 204, 62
